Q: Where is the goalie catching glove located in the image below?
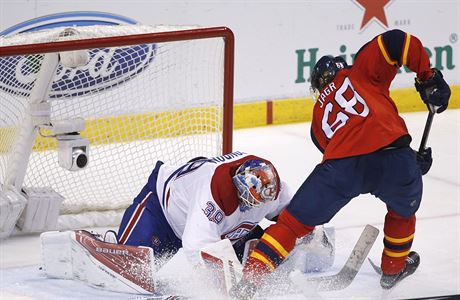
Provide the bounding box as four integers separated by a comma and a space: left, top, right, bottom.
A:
415, 68, 451, 113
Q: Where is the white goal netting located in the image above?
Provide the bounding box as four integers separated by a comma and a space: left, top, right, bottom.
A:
0, 25, 233, 229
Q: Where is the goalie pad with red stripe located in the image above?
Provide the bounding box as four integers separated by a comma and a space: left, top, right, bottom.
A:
40, 230, 156, 294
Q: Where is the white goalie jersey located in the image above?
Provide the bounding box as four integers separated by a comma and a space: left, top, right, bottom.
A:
155, 151, 292, 264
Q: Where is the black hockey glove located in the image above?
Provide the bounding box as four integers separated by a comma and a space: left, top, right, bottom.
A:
416, 147, 432, 175
229, 279, 258, 300
232, 225, 264, 263
414, 68, 451, 114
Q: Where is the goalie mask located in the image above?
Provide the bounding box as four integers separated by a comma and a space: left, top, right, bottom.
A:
232, 159, 279, 208
310, 55, 348, 101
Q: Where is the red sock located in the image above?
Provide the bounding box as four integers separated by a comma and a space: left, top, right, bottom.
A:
381, 209, 416, 275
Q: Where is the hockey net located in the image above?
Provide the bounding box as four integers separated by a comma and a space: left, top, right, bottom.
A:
0, 25, 234, 231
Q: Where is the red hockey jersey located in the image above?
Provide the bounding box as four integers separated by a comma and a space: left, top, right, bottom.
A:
310, 30, 433, 161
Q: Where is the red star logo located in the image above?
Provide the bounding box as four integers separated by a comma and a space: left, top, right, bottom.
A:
354, 0, 392, 29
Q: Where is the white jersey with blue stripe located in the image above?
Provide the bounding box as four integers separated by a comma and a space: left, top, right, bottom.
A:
154, 151, 292, 265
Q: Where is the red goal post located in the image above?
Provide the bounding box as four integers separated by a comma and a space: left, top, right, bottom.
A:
0, 25, 234, 235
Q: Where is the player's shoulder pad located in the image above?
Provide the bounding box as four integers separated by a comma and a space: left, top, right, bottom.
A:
380, 29, 407, 67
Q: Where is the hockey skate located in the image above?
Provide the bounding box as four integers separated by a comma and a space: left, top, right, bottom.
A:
380, 251, 420, 289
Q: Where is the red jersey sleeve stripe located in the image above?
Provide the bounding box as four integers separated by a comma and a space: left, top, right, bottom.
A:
380, 29, 406, 66
378, 35, 398, 66
402, 33, 411, 66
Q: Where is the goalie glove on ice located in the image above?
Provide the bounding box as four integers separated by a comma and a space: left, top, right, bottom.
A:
415, 68, 451, 113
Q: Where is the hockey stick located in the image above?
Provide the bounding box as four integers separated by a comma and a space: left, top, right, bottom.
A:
418, 109, 435, 153
367, 257, 383, 275
200, 239, 243, 294
290, 224, 379, 292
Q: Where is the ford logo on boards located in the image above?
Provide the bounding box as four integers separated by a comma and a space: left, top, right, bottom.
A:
0, 11, 156, 98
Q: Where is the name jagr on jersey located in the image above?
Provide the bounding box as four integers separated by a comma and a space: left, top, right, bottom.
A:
317, 82, 337, 108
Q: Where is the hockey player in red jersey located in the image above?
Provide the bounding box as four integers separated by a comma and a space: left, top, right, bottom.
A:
230, 29, 451, 299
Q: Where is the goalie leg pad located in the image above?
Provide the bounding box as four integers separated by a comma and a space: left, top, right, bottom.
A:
41, 230, 156, 294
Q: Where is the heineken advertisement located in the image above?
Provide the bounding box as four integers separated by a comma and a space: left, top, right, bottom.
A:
295, 42, 456, 84
0, 0, 458, 103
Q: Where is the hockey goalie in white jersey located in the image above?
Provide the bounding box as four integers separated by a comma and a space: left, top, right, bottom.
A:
118, 151, 291, 264
41, 151, 335, 296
